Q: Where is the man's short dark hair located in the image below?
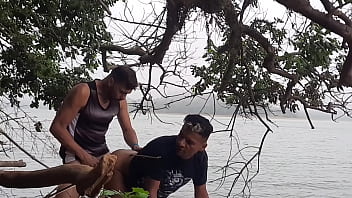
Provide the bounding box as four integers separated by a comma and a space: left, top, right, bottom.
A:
110, 66, 138, 90
183, 114, 213, 139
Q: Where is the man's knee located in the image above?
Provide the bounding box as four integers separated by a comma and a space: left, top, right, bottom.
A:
104, 150, 136, 191
110, 149, 137, 170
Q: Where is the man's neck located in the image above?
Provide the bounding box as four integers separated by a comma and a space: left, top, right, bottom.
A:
95, 79, 110, 105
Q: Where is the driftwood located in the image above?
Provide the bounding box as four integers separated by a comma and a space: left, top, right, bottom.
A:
0, 160, 26, 167
0, 128, 49, 168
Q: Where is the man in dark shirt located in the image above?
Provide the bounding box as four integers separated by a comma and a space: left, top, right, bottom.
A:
106, 114, 213, 198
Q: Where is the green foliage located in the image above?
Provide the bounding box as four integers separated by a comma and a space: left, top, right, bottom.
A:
100, 188, 149, 198
0, 0, 348, 115
0, 0, 119, 109
193, 19, 286, 108
287, 23, 341, 74
193, 18, 344, 113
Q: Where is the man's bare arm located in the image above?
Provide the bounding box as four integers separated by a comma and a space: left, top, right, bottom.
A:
117, 100, 140, 150
144, 178, 160, 198
194, 184, 209, 198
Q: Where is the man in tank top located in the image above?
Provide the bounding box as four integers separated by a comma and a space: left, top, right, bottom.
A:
50, 65, 141, 198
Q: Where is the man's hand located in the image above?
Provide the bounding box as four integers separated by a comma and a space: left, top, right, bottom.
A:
79, 152, 99, 167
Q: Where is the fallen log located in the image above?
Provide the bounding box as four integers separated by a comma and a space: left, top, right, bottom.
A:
0, 160, 26, 167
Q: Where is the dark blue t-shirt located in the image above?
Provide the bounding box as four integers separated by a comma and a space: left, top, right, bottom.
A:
128, 135, 208, 198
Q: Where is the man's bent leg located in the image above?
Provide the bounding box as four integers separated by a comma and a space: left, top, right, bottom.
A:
104, 149, 137, 192
0, 154, 117, 197
54, 154, 117, 198
0, 164, 91, 189
76, 154, 117, 197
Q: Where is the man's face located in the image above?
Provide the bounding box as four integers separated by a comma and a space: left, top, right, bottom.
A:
110, 82, 132, 101
176, 129, 207, 160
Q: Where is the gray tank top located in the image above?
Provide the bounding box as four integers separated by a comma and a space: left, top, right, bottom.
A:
59, 80, 120, 160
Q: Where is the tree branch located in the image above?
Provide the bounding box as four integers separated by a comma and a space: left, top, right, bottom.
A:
276, 0, 352, 87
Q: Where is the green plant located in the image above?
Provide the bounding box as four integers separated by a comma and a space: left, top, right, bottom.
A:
100, 187, 149, 198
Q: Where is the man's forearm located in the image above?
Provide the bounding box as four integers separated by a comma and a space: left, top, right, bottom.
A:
123, 129, 139, 148
50, 125, 86, 159
195, 192, 209, 198
57, 134, 87, 159
144, 178, 160, 198
194, 184, 209, 198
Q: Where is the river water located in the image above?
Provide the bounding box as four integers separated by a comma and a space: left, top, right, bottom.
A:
1, 112, 351, 198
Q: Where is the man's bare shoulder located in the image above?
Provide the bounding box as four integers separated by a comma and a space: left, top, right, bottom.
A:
62, 82, 90, 108
70, 83, 90, 98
